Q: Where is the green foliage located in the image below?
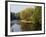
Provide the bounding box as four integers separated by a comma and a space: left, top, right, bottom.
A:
20, 8, 35, 20
15, 6, 42, 31
33, 6, 42, 23
32, 6, 42, 30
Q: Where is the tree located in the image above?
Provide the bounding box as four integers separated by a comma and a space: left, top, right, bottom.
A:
13, 6, 42, 31
32, 6, 42, 30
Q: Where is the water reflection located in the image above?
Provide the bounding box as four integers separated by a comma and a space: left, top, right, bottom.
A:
11, 20, 22, 32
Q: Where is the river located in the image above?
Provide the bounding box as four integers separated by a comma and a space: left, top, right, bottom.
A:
11, 20, 22, 32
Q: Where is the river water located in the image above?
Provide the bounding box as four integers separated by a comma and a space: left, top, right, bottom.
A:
11, 20, 22, 32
